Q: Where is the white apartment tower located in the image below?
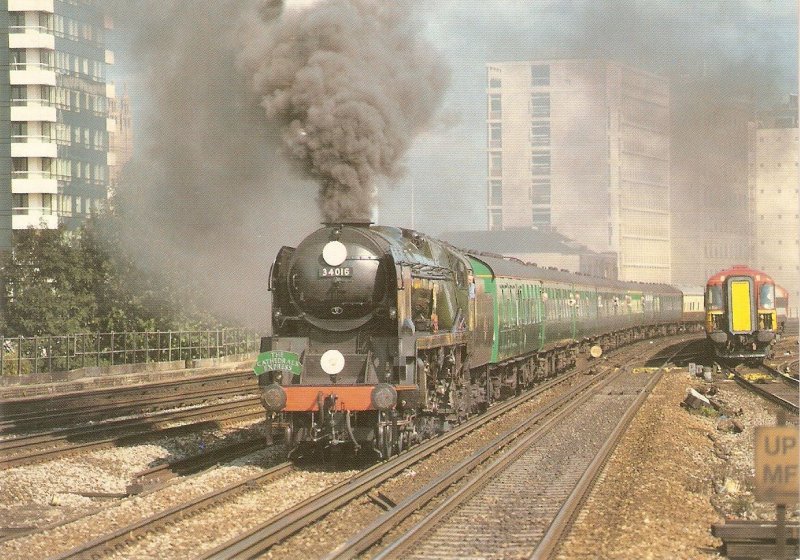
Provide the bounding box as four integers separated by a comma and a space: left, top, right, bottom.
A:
2, 0, 114, 250
749, 96, 799, 316
486, 60, 671, 283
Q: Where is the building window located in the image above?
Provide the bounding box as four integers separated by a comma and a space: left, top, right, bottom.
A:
531, 152, 550, 175
531, 122, 550, 146
10, 85, 27, 104
11, 122, 27, 139
531, 93, 550, 118
489, 94, 501, 119
489, 209, 502, 231
489, 180, 502, 206
532, 208, 551, 225
489, 77, 501, 88
12, 158, 28, 175
490, 153, 502, 177
531, 178, 551, 204
531, 65, 550, 86
12, 194, 28, 214
489, 123, 502, 148
10, 49, 26, 68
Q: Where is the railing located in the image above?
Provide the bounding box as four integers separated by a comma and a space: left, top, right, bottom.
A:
9, 25, 52, 34
1, 329, 260, 376
10, 62, 56, 72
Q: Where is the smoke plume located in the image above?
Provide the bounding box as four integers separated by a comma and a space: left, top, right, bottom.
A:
239, 0, 449, 222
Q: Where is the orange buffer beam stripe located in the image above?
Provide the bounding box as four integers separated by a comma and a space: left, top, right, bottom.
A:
282, 385, 417, 412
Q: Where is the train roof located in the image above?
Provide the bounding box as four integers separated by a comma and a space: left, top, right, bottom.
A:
706, 265, 774, 285
469, 253, 681, 294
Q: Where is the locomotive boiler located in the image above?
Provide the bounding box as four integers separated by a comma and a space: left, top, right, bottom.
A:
257, 223, 685, 459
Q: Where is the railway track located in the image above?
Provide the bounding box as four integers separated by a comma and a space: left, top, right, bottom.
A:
0, 369, 257, 435
0, 397, 265, 469
326, 345, 679, 559
51, 362, 592, 560
731, 364, 799, 414
198, 338, 692, 560
17, 335, 695, 559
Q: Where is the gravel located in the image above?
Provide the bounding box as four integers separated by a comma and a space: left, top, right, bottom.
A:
556, 335, 800, 560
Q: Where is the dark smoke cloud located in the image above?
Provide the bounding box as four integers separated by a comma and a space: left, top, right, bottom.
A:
107, 0, 317, 328
238, 0, 449, 222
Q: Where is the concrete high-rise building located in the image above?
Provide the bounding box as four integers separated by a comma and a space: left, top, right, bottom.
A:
749, 95, 799, 317
486, 60, 671, 283
107, 83, 132, 192
2, 0, 114, 250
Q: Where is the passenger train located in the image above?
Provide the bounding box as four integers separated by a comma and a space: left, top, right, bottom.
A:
257, 223, 695, 459
704, 265, 781, 361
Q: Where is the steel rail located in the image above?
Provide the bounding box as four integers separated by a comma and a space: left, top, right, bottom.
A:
0, 370, 256, 433
530, 345, 678, 560
326, 364, 620, 560
732, 367, 799, 415
201, 335, 697, 560
0, 399, 264, 469
336, 339, 689, 560
48, 462, 295, 560
128, 436, 269, 494
197, 369, 585, 560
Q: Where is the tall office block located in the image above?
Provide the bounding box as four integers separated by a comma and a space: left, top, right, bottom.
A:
749, 96, 799, 316
486, 60, 671, 283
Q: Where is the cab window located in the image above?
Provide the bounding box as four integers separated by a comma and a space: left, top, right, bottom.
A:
760, 284, 775, 309
706, 286, 723, 310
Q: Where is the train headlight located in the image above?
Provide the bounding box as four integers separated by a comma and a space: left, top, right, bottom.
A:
322, 241, 347, 266
371, 383, 398, 410
320, 350, 345, 375
261, 383, 287, 411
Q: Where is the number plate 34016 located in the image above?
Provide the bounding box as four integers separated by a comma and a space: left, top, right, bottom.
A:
319, 267, 352, 278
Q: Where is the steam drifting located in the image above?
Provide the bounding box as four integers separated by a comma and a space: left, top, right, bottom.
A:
240, 0, 449, 222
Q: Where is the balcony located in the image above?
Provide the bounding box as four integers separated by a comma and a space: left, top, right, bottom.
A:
11, 137, 57, 158
12, 176, 58, 194
13, 210, 58, 231
8, 0, 54, 12
11, 104, 57, 122
9, 27, 55, 50
10, 63, 56, 86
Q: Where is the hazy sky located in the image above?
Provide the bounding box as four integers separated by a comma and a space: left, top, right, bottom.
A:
110, 0, 798, 236
107, 0, 798, 327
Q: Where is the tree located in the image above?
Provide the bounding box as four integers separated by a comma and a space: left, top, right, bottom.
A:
0, 216, 223, 337
0, 228, 95, 336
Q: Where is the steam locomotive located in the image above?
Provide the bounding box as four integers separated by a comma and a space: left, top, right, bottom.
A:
257, 223, 686, 459
705, 265, 781, 361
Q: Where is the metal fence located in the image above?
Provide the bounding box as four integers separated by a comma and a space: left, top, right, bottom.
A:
0, 329, 260, 376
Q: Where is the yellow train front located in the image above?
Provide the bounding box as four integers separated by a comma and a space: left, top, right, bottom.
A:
705, 265, 778, 361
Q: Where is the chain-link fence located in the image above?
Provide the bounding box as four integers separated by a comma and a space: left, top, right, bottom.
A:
0, 329, 260, 376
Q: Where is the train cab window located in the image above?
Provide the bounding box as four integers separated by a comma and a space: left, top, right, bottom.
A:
706, 286, 723, 310
760, 284, 775, 309
411, 286, 434, 331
